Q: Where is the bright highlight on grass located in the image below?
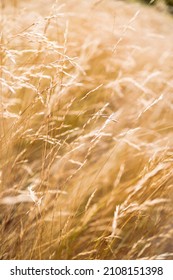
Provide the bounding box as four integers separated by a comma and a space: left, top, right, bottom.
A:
0, 0, 173, 260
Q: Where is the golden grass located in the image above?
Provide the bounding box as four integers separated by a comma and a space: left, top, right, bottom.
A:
0, 0, 173, 260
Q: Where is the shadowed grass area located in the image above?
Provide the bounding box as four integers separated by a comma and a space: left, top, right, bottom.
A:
0, 0, 173, 260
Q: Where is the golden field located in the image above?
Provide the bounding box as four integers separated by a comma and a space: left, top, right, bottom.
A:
0, 0, 173, 259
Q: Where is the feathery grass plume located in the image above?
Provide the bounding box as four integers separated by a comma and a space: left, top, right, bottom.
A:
0, 0, 173, 259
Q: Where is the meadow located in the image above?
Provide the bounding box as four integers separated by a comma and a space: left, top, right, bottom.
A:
0, 0, 173, 259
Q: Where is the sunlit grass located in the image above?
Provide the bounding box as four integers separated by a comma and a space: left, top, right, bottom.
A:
0, 0, 173, 260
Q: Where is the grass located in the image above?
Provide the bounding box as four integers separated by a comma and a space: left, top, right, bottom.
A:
0, 0, 173, 260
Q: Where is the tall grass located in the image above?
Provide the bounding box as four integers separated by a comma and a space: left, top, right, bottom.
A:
0, 0, 173, 259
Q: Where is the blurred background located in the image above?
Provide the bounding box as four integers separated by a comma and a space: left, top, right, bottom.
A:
125, 0, 173, 13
